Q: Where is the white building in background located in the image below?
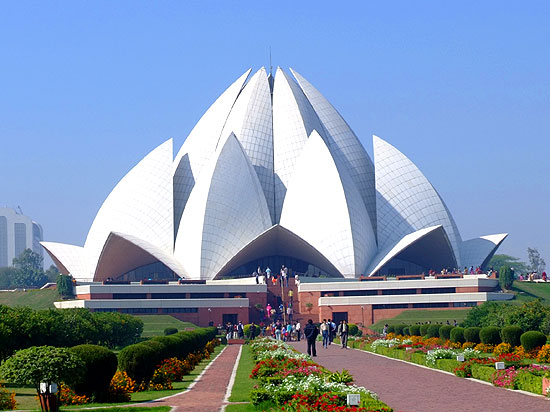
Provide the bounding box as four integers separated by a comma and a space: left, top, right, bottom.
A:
0, 207, 43, 268
42, 67, 507, 282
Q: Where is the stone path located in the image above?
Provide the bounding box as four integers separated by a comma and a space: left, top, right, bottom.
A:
147, 344, 241, 412
289, 341, 550, 412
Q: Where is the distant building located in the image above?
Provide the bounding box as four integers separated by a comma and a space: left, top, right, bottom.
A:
0, 207, 43, 268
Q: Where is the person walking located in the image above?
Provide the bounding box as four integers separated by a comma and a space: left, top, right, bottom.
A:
321, 319, 329, 348
237, 321, 244, 339
328, 319, 336, 345
249, 322, 256, 339
304, 319, 319, 357
275, 320, 282, 340
338, 320, 349, 349
296, 320, 301, 341
225, 323, 232, 341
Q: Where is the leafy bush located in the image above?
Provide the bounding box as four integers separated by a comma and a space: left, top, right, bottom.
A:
420, 324, 430, 336
450, 327, 465, 344
499, 265, 514, 290
0, 383, 16, 410
501, 326, 523, 347
426, 324, 441, 338
164, 327, 178, 336
244, 324, 261, 338
69, 344, 117, 401
402, 327, 410, 336
393, 324, 407, 336
347, 323, 359, 336
408, 325, 421, 336
480, 327, 501, 345
439, 325, 454, 340
56, 274, 75, 298
514, 370, 543, 394
464, 327, 481, 344
118, 344, 158, 384
387, 325, 395, 334
107, 371, 135, 402
470, 364, 494, 382
520, 331, 547, 351
328, 369, 354, 384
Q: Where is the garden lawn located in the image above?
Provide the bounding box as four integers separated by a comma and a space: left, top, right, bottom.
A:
511, 282, 550, 304
0, 289, 59, 309
228, 345, 256, 402
136, 315, 197, 337
370, 308, 470, 331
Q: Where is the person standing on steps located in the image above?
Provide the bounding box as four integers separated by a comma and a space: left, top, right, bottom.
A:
338, 319, 349, 349
304, 319, 319, 357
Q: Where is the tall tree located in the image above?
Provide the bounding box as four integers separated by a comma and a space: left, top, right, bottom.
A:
527, 247, 546, 273
488, 254, 528, 274
11, 249, 47, 288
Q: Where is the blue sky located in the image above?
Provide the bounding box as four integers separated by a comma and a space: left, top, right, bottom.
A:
1, 1, 549, 266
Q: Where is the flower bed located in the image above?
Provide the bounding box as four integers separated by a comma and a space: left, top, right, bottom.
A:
248, 338, 393, 411
357, 332, 550, 397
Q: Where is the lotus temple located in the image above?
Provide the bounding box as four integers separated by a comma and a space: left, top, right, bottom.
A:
43, 67, 513, 326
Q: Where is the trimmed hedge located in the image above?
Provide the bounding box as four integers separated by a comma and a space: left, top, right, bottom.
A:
402, 327, 410, 336
479, 327, 501, 345
348, 323, 360, 336
450, 327, 465, 344
501, 326, 523, 347
520, 331, 547, 351
394, 324, 407, 336
515, 370, 543, 394
420, 324, 430, 336
119, 327, 217, 383
435, 358, 461, 373
464, 327, 481, 344
387, 325, 395, 334
409, 325, 421, 336
426, 324, 441, 338
471, 364, 494, 382
164, 327, 178, 336
69, 344, 117, 400
438, 325, 454, 340
244, 324, 261, 338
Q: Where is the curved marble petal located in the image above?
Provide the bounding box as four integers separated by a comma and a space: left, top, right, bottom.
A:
220, 68, 275, 222
173, 69, 251, 232
41, 241, 92, 281
366, 225, 457, 275
272, 67, 326, 222
214, 224, 342, 279
174, 133, 272, 280
94, 232, 188, 281
280, 130, 377, 277
374, 135, 462, 264
85, 139, 174, 271
290, 68, 377, 235
460, 233, 508, 269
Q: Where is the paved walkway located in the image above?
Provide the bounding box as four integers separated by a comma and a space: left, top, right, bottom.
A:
147, 344, 241, 412
289, 341, 550, 412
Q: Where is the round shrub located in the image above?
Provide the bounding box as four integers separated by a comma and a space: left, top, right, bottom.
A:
520, 331, 547, 351
501, 326, 523, 347
464, 327, 481, 344
409, 325, 421, 336
420, 324, 430, 336
479, 326, 501, 345
426, 324, 441, 338
69, 344, 117, 400
164, 327, 178, 336
118, 343, 158, 383
439, 325, 454, 340
393, 324, 407, 336
402, 327, 410, 336
243, 324, 261, 338
348, 323, 359, 336
450, 327, 465, 344
387, 325, 395, 334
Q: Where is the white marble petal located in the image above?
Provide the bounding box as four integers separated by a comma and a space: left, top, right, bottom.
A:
174, 133, 272, 279
85, 139, 174, 272
41, 242, 92, 281
290, 68, 377, 235
280, 130, 377, 277
460, 233, 509, 269
374, 135, 462, 265
173, 69, 251, 233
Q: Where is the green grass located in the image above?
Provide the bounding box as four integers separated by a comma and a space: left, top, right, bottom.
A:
0, 289, 60, 309
228, 345, 256, 402
136, 315, 197, 337
8, 345, 224, 411
225, 404, 266, 412
69, 408, 171, 412
511, 282, 550, 303
370, 308, 470, 331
